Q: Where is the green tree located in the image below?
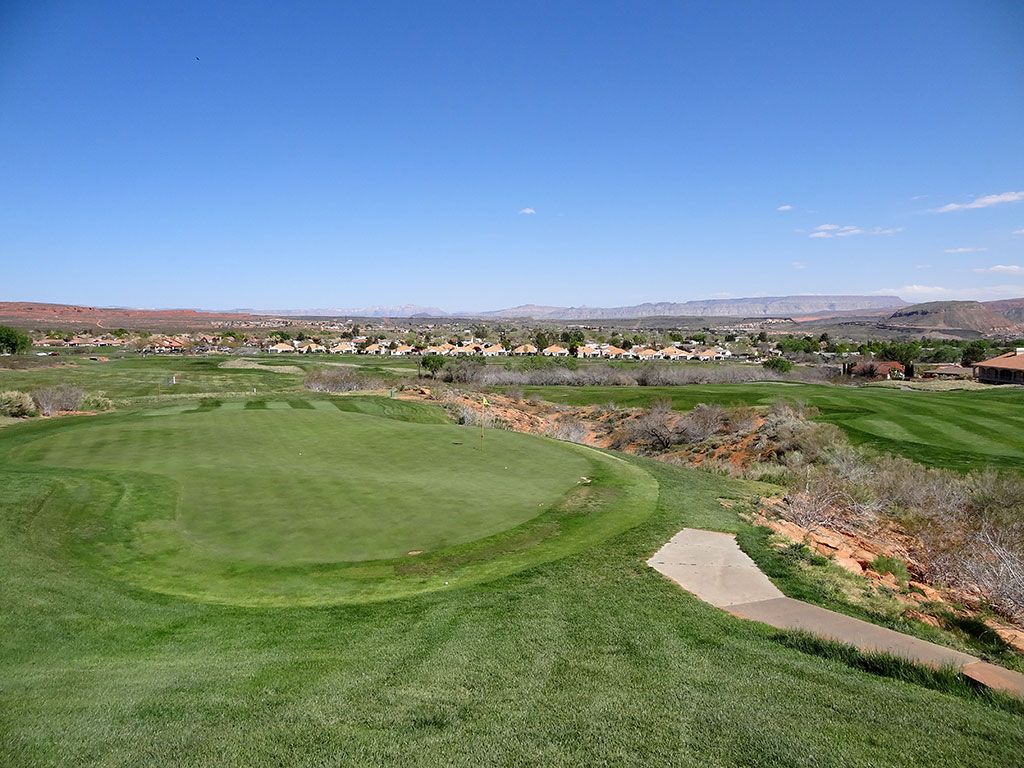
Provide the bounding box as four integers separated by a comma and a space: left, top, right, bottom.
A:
762, 357, 793, 373
878, 342, 922, 368
961, 340, 990, 366
421, 354, 446, 378
0, 325, 31, 354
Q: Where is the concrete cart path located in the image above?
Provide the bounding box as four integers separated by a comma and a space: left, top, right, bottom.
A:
648, 528, 1024, 698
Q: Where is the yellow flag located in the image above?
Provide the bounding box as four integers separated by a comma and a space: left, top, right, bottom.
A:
481, 397, 489, 407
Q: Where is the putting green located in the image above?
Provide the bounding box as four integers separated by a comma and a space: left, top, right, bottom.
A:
0, 398, 657, 606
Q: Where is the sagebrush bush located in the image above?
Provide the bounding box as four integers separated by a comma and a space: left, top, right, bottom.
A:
82, 392, 114, 411
303, 369, 382, 393
766, 409, 1024, 622
32, 384, 84, 416
0, 390, 35, 417
547, 417, 588, 444
440, 360, 836, 387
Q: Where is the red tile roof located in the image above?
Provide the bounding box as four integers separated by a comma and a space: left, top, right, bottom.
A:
974, 350, 1024, 371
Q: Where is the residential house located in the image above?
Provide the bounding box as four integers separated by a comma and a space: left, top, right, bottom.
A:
576, 345, 603, 358
542, 345, 569, 357
297, 342, 326, 354
973, 349, 1024, 385
390, 344, 415, 356
511, 344, 538, 356
921, 364, 971, 380
268, 342, 295, 353
329, 341, 358, 354
659, 346, 690, 360
481, 344, 506, 357
695, 347, 726, 362
852, 360, 905, 379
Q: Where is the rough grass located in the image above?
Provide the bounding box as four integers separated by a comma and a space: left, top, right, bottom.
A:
517, 382, 1024, 471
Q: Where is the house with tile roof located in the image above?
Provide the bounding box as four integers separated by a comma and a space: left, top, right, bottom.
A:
973, 348, 1024, 385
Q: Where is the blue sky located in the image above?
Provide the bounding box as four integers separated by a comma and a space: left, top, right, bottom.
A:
2, 1, 1023, 311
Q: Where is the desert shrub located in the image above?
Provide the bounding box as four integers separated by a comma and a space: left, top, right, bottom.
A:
786, 465, 884, 535
726, 406, 760, 435
303, 369, 380, 393
32, 385, 84, 416
741, 462, 790, 485
548, 417, 588, 444
763, 356, 793, 373
0, 390, 35, 417
871, 555, 910, 584
440, 359, 487, 384
82, 392, 114, 411
759, 401, 842, 465
617, 399, 679, 451
438, 360, 835, 387
456, 404, 493, 428
765, 407, 1024, 622
678, 403, 725, 443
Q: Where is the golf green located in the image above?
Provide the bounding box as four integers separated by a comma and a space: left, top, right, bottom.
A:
0, 399, 657, 606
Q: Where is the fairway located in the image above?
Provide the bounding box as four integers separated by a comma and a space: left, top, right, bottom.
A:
0, 398, 656, 606
517, 383, 1024, 471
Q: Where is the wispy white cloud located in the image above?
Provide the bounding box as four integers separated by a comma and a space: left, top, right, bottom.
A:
809, 224, 861, 239
791, 261, 806, 269
937, 191, 1024, 213
944, 246, 987, 253
808, 223, 900, 239
518, 207, 536, 215
911, 194, 929, 200
875, 285, 951, 298
1014, 229, 1024, 236
776, 204, 793, 212
974, 265, 1022, 274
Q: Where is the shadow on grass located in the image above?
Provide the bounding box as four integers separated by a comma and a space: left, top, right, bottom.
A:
775, 629, 1024, 716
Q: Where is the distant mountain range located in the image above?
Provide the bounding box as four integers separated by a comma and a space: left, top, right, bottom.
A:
4, 296, 1024, 337
884, 301, 1022, 334
261, 295, 909, 319
474, 295, 909, 320
266, 304, 450, 318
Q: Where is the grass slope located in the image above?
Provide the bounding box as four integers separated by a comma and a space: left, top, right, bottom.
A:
1, 451, 1020, 767
518, 382, 1024, 471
